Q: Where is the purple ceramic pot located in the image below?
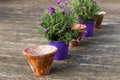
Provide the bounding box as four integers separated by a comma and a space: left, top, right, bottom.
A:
81, 21, 95, 37
48, 41, 68, 60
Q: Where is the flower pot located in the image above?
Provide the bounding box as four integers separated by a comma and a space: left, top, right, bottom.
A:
81, 21, 95, 37
48, 41, 68, 60
78, 24, 86, 40
23, 45, 57, 76
69, 24, 86, 47
94, 11, 106, 29
94, 14, 104, 29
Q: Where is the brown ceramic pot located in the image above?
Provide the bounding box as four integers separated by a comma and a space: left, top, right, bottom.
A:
23, 45, 57, 76
69, 24, 86, 47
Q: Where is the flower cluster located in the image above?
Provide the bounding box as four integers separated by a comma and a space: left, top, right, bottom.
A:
48, 6, 55, 15
57, 0, 69, 6
37, 0, 82, 43
70, 0, 101, 22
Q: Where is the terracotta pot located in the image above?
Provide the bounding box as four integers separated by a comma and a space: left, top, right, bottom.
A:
69, 24, 86, 47
78, 24, 86, 40
23, 45, 57, 76
69, 41, 80, 47
94, 11, 106, 29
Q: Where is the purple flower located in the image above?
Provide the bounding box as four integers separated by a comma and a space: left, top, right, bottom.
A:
48, 5, 53, 10
76, 38, 80, 43
65, 1, 69, 5
57, 0, 63, 7
43, 28, 49, 33
48, 6, 55, 15
62, 8, 66, 14
58, 2, 63, 7
92, 0, 97, 2
36, 12, 40, 17
84, 31, 87, 33
65, 10, 70, 14
81, 6, 86, 10
57, 0, 61, 4
38, 21, 43, 25
62, 8, 69, 14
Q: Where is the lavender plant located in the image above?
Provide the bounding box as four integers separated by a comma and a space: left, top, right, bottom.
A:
37, 2, 81, 43
70, 0, 101, 22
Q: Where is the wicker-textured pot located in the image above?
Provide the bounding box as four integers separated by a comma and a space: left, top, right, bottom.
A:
94, 14, 104, 29
94, 11, 106, 29
69, 24, 86, 47
23, 45, 57, 76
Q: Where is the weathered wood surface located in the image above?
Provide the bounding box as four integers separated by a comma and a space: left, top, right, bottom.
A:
0, 0, 120, 80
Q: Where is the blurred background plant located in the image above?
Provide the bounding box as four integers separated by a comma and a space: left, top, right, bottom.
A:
70, 0, 101, 22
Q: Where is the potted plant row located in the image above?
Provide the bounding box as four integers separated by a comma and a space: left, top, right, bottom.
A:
23, 0, 105, 77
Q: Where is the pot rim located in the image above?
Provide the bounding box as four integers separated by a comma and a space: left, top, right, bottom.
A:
72, 24, 86, 30
98, 11, 106, 15
23, 45, 57, 56
80, 24, 86, 30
